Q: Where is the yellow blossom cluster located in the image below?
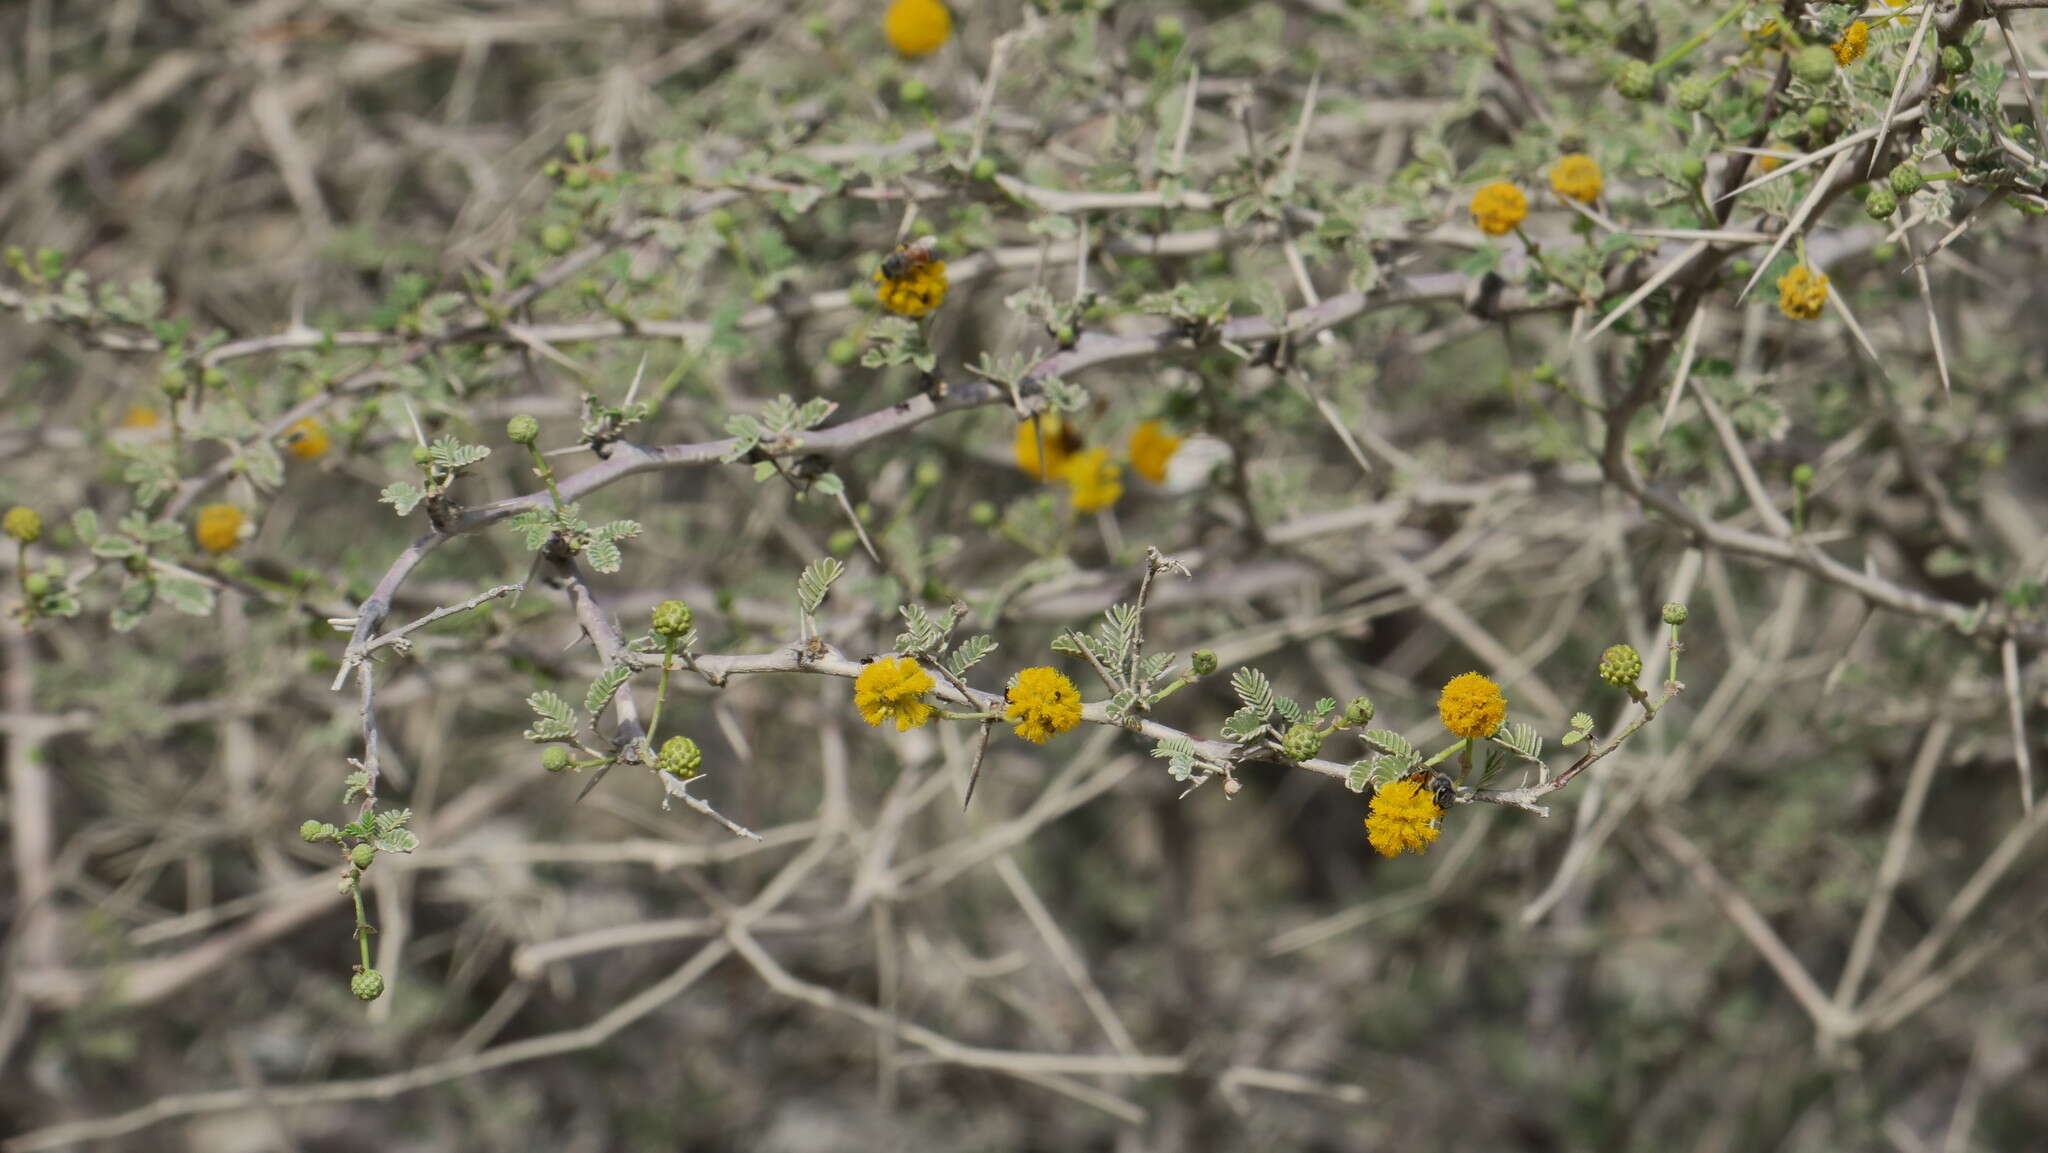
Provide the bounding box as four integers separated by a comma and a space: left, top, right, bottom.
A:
1777, 265, 1829, 320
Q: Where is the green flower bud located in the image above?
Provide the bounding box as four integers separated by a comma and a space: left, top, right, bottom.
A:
970, 156, 998, 182
1531, 362, 1559, 385
506, 414, 541, 445
826, 337, 860, 366
1864, 185, 1898, 219
1792, 462, 1816, 487
658, 735, 703, 778
411, 444, 434, 465
969, 501, 998, 527
1888, 161, 1925, 196
1872, 240, 1899, 263
1678, 156, 1706, 183
1281, 722, 1324, 762
1343, 696, 1376, 726
124, 553, 149, 575
827, 529, 858, 555
1615, 60, 1655, 101
1191, 649, 1219, 677
300, 819, 325, 842
1153, 15, 1185, 43
914, 460, 943, 488
3, 506, 40, 544
541, 746, 573, 773
1791, 45, 1838, 85
652, 599, 694, 640
707, 208, 737, 233
351, 843, 376, 870
1661, 601, 1690, 626
202, 368, 227, 390
1804, 105, 1832, 133
898, 78, 929, 105
1598, 643, 1644, 688
563, 167, 590, 191
564, 131, 589, 160
160, 371, 187, 399
1940, 45, 1972, 76
1675, 77, 1712, 112
24, 572, 50, 597
350, 968, 386, 1001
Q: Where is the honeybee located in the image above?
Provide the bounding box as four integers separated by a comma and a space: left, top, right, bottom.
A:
1406, 769, 1458, 810
880, 235, 941, 281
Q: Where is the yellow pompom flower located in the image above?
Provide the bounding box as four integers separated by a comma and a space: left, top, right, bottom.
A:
194, 504, 246, 554
1757, 143, 1790, 173
283, 417, 330, 460
3, 506, 42, 544
1549, 154, 1603, 204
854, 656, 937, 732
1833, 21, 1870, 66
884, 0, 952, 58
120, 405, 161, 429
1468, 181, 1528, 236
1014, 413, 1075, 480
1004, 666, 1083, 743
1365, 777, 1445, 858
873, 259, 948, 317
1058, 447, 1123, 512
1127, 420, 1183, 486
1438, 671, 1507, 739
1777, 265, 1829, 321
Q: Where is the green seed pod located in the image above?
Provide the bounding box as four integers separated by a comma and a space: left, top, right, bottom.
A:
1281, 722, 1324, 762
350, 968, 386, 1001
658, 736, 703, 779
1791, 45, 1837, 85
1888, 161, 1925, 196
1191, 649, 1219, 677
1343, 696, 1377, 726
652, 599, 694, 640
540, 224, 574, 254
351, 843, 376, 870
1864, 185, 1898, 219
1662, 602, 1690, 626
300, 819, 325, 843
541, 747, 573, 773
1675, 77, 1712, 112
1615, 60, 1655, 101
506, 414, 541, 445
1598, 643, 1644, 688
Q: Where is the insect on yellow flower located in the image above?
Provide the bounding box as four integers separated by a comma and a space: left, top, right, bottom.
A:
1438, 671, 1507, 739
283, 417, 330, 460
1005, 666, 1083, 743
1014, 412, 1077, 480
194, 504, 246, 554
1468, 181, 1528, 237
884, 0, 953, 58
1777, 264, 1829, 320
1058, 447, 1123, 512
1127, 420, 1183, 486
1549, 154, 1603, 204
1833, 21, 1870, 67
873, 237, 948, 318
854, 655, 937, 732
1365, 775, 1445, 858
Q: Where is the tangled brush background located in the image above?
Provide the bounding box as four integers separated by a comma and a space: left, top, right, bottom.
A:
4, 1, 2048, 1149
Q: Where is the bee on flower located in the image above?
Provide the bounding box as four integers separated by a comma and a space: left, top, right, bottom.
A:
854, 655, 937, 732
1015, 412, 1080, 480
1365, 771, 1450, 858
1126, 419, 1234, 495
1832, 21, 1870, 67
1058, 447, 1123, 513
282, 417, 330, 460
873, 235, 947, 318
1004, 667, 1082, 743
1776, 265, 1829, 321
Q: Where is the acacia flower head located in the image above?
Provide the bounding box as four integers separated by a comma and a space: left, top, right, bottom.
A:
884, 0, 952, 58
1549, 154, 1603, 204
3, 506, 41, 544
283, 417, 330, 460
1777, 265, 1829, 320
1469, 181, 1528, 236
194, 504, 245, 553
1127, 420, 1183, 486
1014, 413, 1076, 479
1599, 643, 1644, 688
855, 656, 937, 732
1005, 666, 1082, 743
1059, 447, 1123, 512
1438, 671, 1507, 739
1832, 21, 1870, 67
874, 258, 948, 317
121, 405, 161, 429
1365, 777, 1444, 858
